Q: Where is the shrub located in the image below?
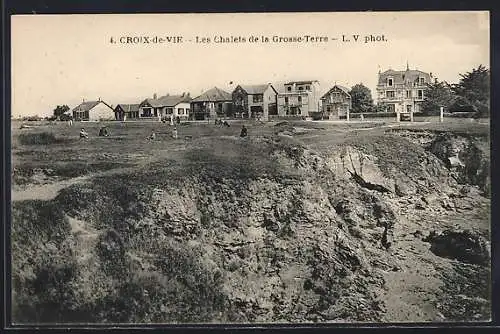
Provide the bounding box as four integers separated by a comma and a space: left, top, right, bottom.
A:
18, 132, 71, 145
350, 112, 396, 118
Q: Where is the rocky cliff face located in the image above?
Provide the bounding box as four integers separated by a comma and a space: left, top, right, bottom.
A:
11, 131, 491, 323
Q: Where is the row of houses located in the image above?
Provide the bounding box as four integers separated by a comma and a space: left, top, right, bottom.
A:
69, 66, 432, 122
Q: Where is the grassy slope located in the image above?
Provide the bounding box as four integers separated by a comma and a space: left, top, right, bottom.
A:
10, 119, 491, 323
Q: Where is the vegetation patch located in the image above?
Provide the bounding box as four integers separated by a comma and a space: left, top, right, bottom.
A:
18, 132, 74, 146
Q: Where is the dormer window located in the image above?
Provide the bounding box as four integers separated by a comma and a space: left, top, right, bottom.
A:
419, 77, 425, 85
299, 86, 304, 91
387, 78, 393, 87
287, 86, 292, 92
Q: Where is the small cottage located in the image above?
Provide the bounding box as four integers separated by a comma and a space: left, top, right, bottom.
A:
139, 93, 192, 121
320, 85, 352, 120
232, 84, 278, 121
72, 99, 114, 121
114, 104, 140, 121
191, 87, 232, 120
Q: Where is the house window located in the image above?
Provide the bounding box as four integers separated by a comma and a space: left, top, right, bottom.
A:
306, 85, 310, 90
167, 108, 174, 114
186, 108, 190, 114
406, 90, 412, 98
284, 97, 289, 105
178, 108, 184, 115
417, 90, 423, 99
388, 78, 393, 86
253, 94, 263, 103
287, 86, 292, 92
298, 86, 304, 91
298, 96, 302, 103
327, 106, 331, 112
386, 91, 395, 98
419, 77, 425, 85
407, 105, 412, 113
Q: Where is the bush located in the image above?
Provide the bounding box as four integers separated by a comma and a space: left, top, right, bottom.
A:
18, 132, 70, 145
350, 112, 396, 118
59, 114, 73, 121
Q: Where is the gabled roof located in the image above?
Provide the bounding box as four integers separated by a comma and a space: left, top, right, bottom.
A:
191, 87, 232, 102
115, 104, 140, 112
141, 94, 192, 108
321, 85, 351, 99
72, 100, 113, 112
237, 84, 276, 95
378, 69, 431, 85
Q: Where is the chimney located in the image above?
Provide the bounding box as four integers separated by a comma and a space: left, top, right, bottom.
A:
153, 93, 157, 99
82, 98, 85, 102
98, 97, 101, 102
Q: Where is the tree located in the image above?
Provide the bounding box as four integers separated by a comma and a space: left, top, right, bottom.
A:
452, 65, 490, 116
349, 83, 373, 113
421, 80, 455, 115
53, 105, 70, 119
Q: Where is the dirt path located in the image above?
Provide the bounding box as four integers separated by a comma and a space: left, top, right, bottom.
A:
11, 152, 172, 202
11, 166, 137, 202
379, 220, 451, 322
11, 143, 193, 202
377, 199, 490, 322
12, 175, 92, 202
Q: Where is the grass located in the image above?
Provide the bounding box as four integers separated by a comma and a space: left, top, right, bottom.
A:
18, 132, 74, 145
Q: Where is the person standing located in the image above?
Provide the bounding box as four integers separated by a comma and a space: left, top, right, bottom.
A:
240, 125, 248, 138
172, 127, 178, 139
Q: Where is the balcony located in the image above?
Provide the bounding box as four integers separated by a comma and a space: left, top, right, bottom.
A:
379, 95, 402, 102
279, 91, 310, 96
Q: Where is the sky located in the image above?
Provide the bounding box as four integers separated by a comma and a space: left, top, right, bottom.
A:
11, 11, 490, 117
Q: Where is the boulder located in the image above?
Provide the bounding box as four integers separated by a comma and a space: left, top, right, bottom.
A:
423, 229, 490, 265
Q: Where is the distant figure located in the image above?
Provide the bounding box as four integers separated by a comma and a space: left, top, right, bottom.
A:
68, 119, 73, 126
147, 130, 156, 141
98, 126, 110, 137
170, 115, 174, 126
240, 125, 248, 138
176, 116, 181, 125
360, 114, 364, 121
223, 120, 230, 127
172, 127, 178, 139
80, 128, 89, 139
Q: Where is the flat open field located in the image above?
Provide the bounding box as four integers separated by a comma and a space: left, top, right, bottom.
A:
11, 118, 491, 324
